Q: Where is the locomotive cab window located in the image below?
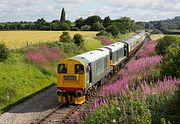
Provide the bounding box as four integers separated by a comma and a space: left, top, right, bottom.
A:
75, 64, 84, 74
58, 64, 67, 74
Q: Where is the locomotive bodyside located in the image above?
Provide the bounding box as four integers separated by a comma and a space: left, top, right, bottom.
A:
103, 42, 127, 72
57, 48, 111, 104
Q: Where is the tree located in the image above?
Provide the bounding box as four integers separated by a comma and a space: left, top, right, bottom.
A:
35, 18, 49, 30
90, 22, 105, 31
106, 25, 119, 37
73, 34, 84, 46
60, 22, 70, 31
71, 27, 80, 31
60, 8, 66, 24
59, 32, 71, 42
155, 36, 179, 55
96, 30, 109, 36
0, 43, 9, 62
103, 16, 111, 28
113, 17, 136, 34
81, 25, 91, 31
51, 20, 61, 30
75, 17, 84, 29
160, 45, 180, 78
85, 15, 102, 26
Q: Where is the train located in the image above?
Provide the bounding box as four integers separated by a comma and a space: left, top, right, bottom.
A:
56, 31, 146, 104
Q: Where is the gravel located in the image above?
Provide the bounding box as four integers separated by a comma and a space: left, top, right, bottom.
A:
0, 85, 58, 124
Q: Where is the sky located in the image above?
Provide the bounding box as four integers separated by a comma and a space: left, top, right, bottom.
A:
0, 0, 180, 22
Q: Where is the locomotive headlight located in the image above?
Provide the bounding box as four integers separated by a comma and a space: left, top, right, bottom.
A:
56, 90, 63, 96
76, 90, 83, 97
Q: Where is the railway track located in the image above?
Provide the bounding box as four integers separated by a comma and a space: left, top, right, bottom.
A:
32, 38, 149, 124
32, 103, 78, 124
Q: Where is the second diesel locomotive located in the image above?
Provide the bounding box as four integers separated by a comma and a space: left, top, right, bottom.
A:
56, 31, 146, 104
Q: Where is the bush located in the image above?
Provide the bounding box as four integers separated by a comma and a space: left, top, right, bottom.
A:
59, 32, 71, 43
160, 45, 180, 78
56, 42, 83, 57
71, 27, 80, 31
151, 29, 162, 34
81, 25, 91, 31
90, 22, 105, 31
155, 35, 179, 55
106, 25, 119, 37
60, 22, 70, 31
0, 43, 9, 62
96, 30, 109, 36
73, 34, 84, 46
174, 85, 180, 121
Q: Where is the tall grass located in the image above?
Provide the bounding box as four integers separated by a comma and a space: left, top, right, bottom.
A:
73, 40, 180, 123
0, 53, 55, 112
26, 44, 63, 65
83, 39, 103, 51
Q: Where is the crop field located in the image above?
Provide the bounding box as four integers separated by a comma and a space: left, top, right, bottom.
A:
169, 29, 180, 32
0, 31, 98, 49
150, 34, 164, 41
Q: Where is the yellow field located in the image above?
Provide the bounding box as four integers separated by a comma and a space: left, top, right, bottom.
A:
150, 34, 164, 41
0, 31, 98, 49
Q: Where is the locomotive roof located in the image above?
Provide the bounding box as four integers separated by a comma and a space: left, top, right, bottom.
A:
74, 48, 109, 63
122, 34, 142, 45
104, 42, 124, 52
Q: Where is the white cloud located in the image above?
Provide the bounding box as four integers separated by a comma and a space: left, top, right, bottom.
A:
0, 0, 179, 22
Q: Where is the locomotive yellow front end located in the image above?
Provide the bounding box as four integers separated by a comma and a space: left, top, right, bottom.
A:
57, 58, 86, 104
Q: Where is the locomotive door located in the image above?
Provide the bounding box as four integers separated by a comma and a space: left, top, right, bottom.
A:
86, 63, 92, 87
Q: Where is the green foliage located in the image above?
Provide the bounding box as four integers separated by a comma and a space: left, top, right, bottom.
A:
155, 35, 179, 55
160, 45, 180, 77
103, 16, 111, 28
106, 25, 119, 37
51, 20, 61, 30
60, 8, 66, 23
59, 32, 71, 43
84, 96, 152, 124
113, 17, 136, 34
0, 43, 9, 62
75, 17, 84, 29
81, 25, 91, 31
96, 30, 109, 36
0, 53, 55, 112
71, 27, 80, 31
60, 22, 70, 31
151, 29, 162, 34
85, 15, 102, 26
145, 16, 180, 31
83, 39, 103, 51
90, 22, 105, 31
174, 85, 180, 120
35, 18, 50, 30
56, 42, 83, 57
73, 34, 84, 46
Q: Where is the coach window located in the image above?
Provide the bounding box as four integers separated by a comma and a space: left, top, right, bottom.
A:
75, 64, 84, 74
58, 64, 67, 74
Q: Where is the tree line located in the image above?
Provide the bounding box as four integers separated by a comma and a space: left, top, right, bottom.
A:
0, 8, 144, 34
145, 16, 180, 34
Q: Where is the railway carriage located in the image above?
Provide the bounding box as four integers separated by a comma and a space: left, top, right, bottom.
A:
122, 31, 145, 57
57, 48, 111, 104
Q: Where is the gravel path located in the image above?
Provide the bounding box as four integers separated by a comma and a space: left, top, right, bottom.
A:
0, 85, 58, 124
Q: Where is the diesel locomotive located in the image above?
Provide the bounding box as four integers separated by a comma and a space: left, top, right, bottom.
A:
56, 31, 146, 104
